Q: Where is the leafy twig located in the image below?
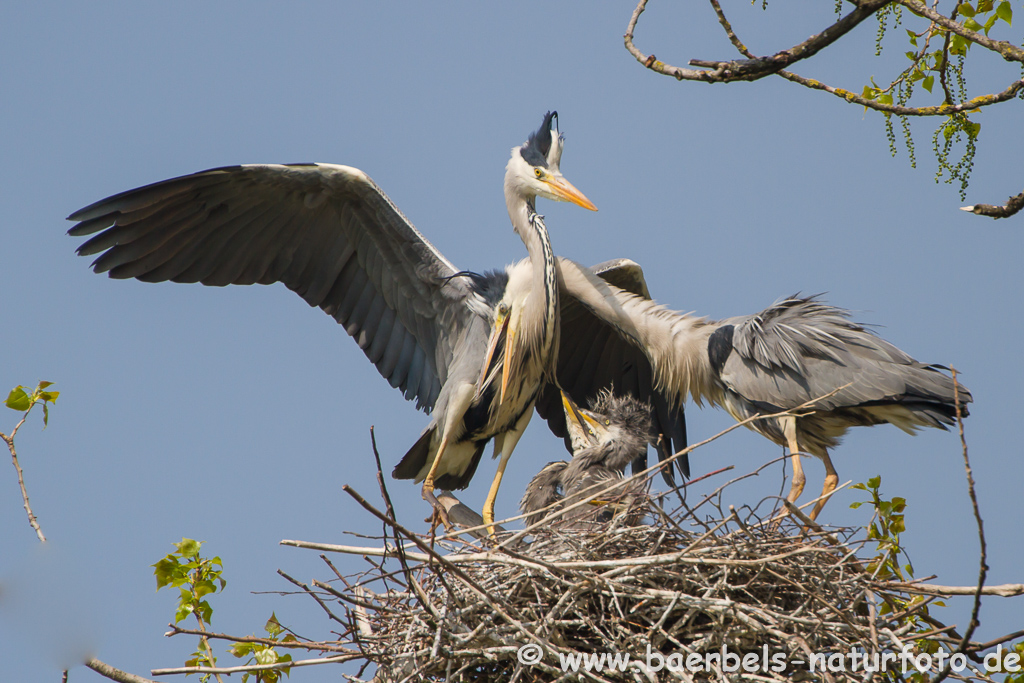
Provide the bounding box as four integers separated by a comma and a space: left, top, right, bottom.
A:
3, 381, 60, 542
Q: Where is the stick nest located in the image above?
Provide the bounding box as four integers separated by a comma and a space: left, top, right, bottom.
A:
318, 495, 992, 683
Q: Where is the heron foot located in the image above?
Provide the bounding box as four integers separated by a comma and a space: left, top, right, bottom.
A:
422, 485, 454, 533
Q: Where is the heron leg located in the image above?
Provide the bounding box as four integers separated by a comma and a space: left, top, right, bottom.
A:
482, 406, 534, 533
422, 384, 476, 532
808, 450, 839, 521
783, 415, 806, 505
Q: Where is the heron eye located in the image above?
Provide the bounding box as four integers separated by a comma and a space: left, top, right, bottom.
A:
498, 303, 509, 315
604, 420, 611, 425
533, 168, 543, 179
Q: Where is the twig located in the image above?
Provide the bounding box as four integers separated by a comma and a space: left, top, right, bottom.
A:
339, 485, 550, 649
2, 407, 46, 542
164, 623, 350, 651
625, 0, 1024, 114
151, 654, 358, 676
961, 189, 1024, 219
86, 658, 159, 683
933, 368, 988, 683
878, 582, 1024, 598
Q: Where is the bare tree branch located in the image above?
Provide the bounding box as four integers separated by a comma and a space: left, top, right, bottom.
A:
151, 654, 359, 677
777, 71, 1024, 116
962, 190, 1024, 219
879, 581, 1024, 597
626, 0, 1024, 114
625, 0, 889, 82
931, 369, 988, 683
625, 0, 1024, 218
2, 417, 46, 542
85, 658, 159, 683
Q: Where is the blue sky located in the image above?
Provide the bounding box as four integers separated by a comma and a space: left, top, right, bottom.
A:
2, 3, 1022, 681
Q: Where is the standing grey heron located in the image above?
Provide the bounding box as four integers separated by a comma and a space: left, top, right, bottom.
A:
521, 390, 652, 526
67, 112, 687, 528
579, 292, 972, 520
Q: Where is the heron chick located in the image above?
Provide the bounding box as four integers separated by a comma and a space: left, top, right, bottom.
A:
520, 390, 653, 526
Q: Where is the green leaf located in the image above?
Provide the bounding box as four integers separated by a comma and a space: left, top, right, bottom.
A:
174, 603, 192, 623
231, 642, 254, 658
867, 476, 881, 489
175, 538, 201, 558
957, 2, 976, 16
195, 580, 217, 598
153, 557, 181, 590
922, 75, 935, 92
877, 93, 893, 106
906, 29, 919, 47
965, 121, 982, 138
963, 17, 983, 31
977, 0, 994, 11
266, 613, 284, 637
849, 501, 864, 509
996, 1, 1012, 24
199, 600, 213, 624
6, 387, 31, 411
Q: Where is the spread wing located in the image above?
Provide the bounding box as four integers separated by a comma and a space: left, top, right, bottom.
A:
535, 258, 689, 483
68, 163, 476, 411
717, 295, 970, 419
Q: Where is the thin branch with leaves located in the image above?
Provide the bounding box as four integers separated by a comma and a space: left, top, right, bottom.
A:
624, 0, 1024, 215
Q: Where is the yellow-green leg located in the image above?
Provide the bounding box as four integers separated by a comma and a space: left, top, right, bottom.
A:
482, 406, 534, 534
422, 384, 476, 531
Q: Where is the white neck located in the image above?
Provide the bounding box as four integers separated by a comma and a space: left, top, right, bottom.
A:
504, 167, 559, 373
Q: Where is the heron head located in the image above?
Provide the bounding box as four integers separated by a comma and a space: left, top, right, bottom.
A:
563, 389, 654, 470
506, 112, 597, 211
561, 390, 613, 453
591, 390, 655, 448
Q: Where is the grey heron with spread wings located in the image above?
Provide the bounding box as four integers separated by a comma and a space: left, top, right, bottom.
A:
67, 112, 686, 529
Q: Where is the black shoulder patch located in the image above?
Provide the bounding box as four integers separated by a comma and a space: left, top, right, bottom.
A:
707, 324, 735, 377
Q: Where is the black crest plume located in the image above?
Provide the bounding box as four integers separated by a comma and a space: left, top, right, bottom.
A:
520, 111, 557, 167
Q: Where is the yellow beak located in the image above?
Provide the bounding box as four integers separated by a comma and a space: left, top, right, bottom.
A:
561, 390, 605, 448
544, 176, 598, 211
477, 309, 510, 399
500, 313, 519, 405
